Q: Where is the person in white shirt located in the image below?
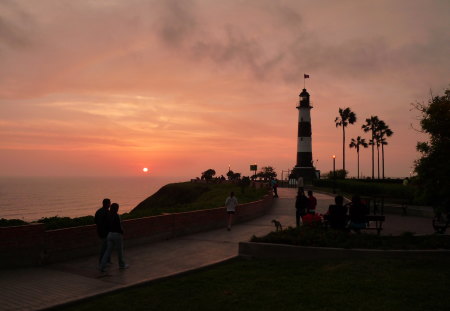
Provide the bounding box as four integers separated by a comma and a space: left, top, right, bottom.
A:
225, 192, 238, 231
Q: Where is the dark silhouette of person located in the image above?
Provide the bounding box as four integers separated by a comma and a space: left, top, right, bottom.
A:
297, 176, 304, 193
307, 190, 317, 214
327, 195, 348, 230
295, 189, 309, 227
271, 178, 279, 198
347, 195, 369, 233
225, 192, 238, 231
100, 203, 128, 272
95, 198, 111, 266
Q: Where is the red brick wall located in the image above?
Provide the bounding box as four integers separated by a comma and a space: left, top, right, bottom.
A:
1, 194, 273, 267
0, 223, 46, 267
43, 225, 98, 263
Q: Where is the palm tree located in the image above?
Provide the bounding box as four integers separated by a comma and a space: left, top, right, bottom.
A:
368, 138, 376, 178
380, 137, 387, 178
335, 107, 357, 174
375, 134, 381, 179
362, 116, 380, 179
376, 121, 394, 179
349, 136, 368, 179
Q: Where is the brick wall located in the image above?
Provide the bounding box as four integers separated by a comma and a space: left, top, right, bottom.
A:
0, 223, 46, 266
1, 194, 273, 267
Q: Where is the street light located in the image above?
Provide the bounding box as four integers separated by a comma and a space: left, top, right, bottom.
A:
332, 155, 336, 193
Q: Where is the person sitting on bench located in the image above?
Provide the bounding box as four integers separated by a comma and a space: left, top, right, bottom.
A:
327, 195, 348, 230
347, 195, 369, 233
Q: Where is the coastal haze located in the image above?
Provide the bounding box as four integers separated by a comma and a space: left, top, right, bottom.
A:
1, 2, 449, 178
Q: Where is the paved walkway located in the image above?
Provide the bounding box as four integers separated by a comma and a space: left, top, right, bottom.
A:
0, 189, 436, 311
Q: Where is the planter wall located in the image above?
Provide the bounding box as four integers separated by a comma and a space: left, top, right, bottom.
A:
239, 241, 450, 260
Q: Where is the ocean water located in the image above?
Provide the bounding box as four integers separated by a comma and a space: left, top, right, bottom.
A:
0, 176, 183, 221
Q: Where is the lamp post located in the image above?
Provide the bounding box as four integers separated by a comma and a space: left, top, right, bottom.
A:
332, 155, 336, 193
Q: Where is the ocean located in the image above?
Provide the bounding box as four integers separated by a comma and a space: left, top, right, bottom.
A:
0, 176, 184, 221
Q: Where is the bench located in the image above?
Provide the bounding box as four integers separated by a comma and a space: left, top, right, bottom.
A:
322, 214, 386, 235
362, 215, 386, 235
361, 196, 410, 216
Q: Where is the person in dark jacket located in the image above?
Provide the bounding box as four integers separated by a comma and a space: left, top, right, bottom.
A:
94, 198, 110, 266
295, 190, 309, 227
307, 190, 317, 214
347, 195, 369, 233
327, 195, 348, 230
100, 203, 128, 272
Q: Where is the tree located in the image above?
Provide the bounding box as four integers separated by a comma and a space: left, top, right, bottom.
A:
376, 121, 394, 179
226, 170, 241, 181
257, 166, 277, 181
362, 116, 380, 179
375, 134, 381, 179
349, 136, 368, 179
325, 169, 348, 179
414, 88, 450, 204
201, 169, 216, 181
239, 176, 251, 194
335, 107, 357, 174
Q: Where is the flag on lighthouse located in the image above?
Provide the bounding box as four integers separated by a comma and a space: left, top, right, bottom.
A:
304, 74, 310, 79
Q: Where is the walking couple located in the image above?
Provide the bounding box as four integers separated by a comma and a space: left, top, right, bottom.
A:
95, 198, 129, 273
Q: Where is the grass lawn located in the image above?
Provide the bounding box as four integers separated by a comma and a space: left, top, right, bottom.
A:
60, 257, 450, 311
128, 182, 267, 218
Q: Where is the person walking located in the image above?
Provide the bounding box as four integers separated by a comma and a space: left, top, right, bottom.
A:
100, 203, 128, 272
271, 178, 279, 198
295, 189, 308, 227
225, 191, 238, 231
94, 198, 111, 267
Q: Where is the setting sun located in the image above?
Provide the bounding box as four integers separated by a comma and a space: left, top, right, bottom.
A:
143, 168, 149, 173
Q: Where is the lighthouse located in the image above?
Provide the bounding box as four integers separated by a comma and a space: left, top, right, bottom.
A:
292, 88, 316, 182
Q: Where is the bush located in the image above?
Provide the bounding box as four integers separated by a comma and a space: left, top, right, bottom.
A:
324, 169, 348, 179
313, 179, 416, 202
0, 218, 29, 227
251, 226, 450, 250
35, 216, 95, 230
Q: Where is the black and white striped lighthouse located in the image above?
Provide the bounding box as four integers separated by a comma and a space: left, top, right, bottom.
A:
296, 88, 313, 167
292, 86, 316, 181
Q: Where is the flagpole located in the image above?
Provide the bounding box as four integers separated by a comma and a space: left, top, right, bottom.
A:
303, 74, 310, 88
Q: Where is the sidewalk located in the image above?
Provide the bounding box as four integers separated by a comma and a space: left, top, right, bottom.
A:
0, 189, 436, 311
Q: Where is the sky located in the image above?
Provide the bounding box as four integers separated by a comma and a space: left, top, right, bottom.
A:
1, 0, 449, 179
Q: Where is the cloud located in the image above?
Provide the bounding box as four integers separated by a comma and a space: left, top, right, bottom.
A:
0, 0, 36, 49
0, 0, 449, 177
154, 0, 198, 47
